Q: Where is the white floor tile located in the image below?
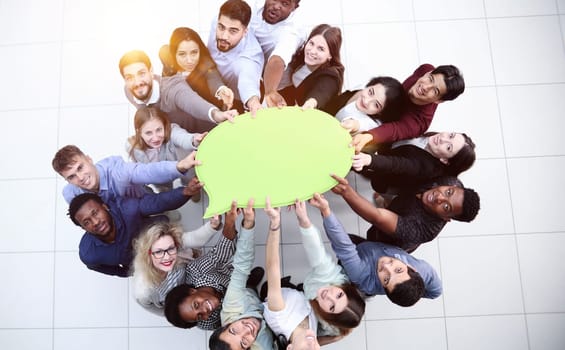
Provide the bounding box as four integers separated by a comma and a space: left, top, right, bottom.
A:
0, 179, 56, 252
498, 84, 565, 157
0, 253, 54, 328
366, 318, 447, 350
0, 44, 61, 110
414, 0, 486, 20
341, 0, 414, 23
484, 0, 558, 17
324, 321, 367, 349
526, 313, 565, 350
0, 330, 53, 350
416, 19, 495, 87
516, 233, 565, 313
54, 328, 128, 350
440, 159, 514, 237
129, 327, 208, 350
58, 105, 130, 159
53, 252, 128, 327
439, 235, 524, 316
446, 315, 529, 350
0, 109, 59, 179
429, 86, 505, 159
342, 23, 419, 89
507, 157, 565, 233
488, 16, 565, 85
0, 0, 63, 45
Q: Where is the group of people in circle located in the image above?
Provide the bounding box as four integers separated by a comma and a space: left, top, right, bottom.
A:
51, 0, 482, 349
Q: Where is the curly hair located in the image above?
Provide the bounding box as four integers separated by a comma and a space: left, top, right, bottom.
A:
131, 222, 184, 287
67, 193, 104, 226
454, 187, 480, 222
385, 266, 425, 307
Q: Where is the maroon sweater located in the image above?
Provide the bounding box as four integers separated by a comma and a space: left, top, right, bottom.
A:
366, 64, 438, 144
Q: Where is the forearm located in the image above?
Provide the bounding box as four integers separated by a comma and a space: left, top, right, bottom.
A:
341, 189, 385, 225
181, 222, 220, 248
139, 187, 188, 215
263, 55, 285, 93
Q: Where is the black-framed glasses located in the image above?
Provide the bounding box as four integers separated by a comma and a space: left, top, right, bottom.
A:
149, 246, 178, 259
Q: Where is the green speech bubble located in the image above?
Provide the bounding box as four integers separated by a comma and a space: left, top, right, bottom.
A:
195, 106, 353, 217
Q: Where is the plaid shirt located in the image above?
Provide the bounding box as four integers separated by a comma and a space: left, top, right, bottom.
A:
185, 235, 236, 330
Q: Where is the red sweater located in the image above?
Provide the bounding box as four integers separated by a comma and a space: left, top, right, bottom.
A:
367, 64, 438, 144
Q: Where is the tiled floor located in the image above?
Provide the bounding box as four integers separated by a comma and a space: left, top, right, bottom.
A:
1, 0, 564, 349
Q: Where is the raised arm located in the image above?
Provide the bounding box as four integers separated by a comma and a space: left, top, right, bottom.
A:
330, 174, 398, 235
264, 197, 285, 312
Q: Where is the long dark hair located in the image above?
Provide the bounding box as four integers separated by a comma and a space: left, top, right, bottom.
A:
289, 24, 344, 89
365, 76, 406, 122
309, 283, 365, 335
424, 131, 476, 176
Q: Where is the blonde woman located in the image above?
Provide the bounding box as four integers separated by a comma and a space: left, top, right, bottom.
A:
132, 217, 221, 315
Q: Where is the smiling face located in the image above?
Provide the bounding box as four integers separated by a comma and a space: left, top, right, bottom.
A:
139, 117, 165, 149
426, 132, 466, 163
59, 155, 100, 192
419, 185, 464, 221
175, 39, 200, 74
215, 15, 247, 52
407, 71, 447, 105
149, 235, 177, 273
355, 83, 387, 116
74, 200, 115, 241
262, 0, 298, 24
219, 317, 261, 350
315, 285, 348, 313
179, 287, 221, 322
303, 34, 331, 70
289, 328, 320, 350
376, 256, 410, 292
122, 62, 153, 101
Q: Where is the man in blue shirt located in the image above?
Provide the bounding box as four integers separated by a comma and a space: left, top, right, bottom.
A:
309, 193, 442, 307
67, 181, 201, 277
52, 144, 199, 204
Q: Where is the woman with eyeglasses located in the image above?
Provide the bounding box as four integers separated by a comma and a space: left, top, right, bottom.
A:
131, 218, 221, 315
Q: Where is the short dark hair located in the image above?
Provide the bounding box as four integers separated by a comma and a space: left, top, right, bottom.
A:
432, 65, 464, 101
310, 283, 365, 333
68, 193, 104, 226
119, 50, 152, 77
164, 284, 198, 329
219, 0, 251, 27
365, 76, 406, 122
209, 324, 230, 350
385, 266, 425, 307
454, 187, 480, 222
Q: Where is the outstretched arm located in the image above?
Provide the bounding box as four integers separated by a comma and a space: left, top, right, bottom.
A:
330, 174, 398, 235
264, 197, 285, 312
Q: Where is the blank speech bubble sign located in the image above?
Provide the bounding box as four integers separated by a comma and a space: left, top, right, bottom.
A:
195, 106, 353, 217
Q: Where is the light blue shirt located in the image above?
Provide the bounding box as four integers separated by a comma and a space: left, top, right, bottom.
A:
62, 156, 184, 203
323, 213, 443, 298
220, 227, 273, 350
207, 19, 264, 104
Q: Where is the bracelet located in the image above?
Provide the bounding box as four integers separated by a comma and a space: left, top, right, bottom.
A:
269, 225, 280, 231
